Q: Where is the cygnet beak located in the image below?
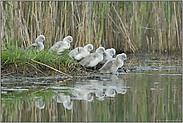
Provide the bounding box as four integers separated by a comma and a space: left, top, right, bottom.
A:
70, 42, 74, 45
91, 50, 94, 53
43, 40, 46, 43
113, 55, 116, 58
90, 93, 94, 96
103, 52, 106, 56
124, 60, 127, 63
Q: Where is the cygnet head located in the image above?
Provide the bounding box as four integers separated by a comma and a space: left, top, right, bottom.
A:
117, 53, 127, 62
84, 44, 94, 53
106, 48, 116, 58
35, 35, 46, 44
63, 36, 74, 45
96, 47, 106, 56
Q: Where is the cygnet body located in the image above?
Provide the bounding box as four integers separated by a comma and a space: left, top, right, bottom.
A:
79, 47, 106, 68
49, 36, 73, 55
100, 48, 116, 64
26, 35, 46, 52
99, 53, 127, 73
68, 44, 94, 61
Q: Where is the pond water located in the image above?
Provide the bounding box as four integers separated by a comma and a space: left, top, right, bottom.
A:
1, 52, 182, 122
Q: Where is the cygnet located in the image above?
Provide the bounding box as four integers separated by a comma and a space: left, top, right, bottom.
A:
49, 36, 73, 55
68, 44, 94, 61
100, 48, 116, 64
99, 53, 127, 73
79, 47, 106, 68
26, 35, 46, 52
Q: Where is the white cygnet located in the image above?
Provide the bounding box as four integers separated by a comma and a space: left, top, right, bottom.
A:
26, 35, 46, 52
100, 48, 116, 64
79, 47, 106, 68
68, 44, 94, 61
49, 36, 73, 55
99, 53, 127, 73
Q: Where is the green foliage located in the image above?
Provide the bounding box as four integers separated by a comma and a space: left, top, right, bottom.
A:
1, 37, 76, 68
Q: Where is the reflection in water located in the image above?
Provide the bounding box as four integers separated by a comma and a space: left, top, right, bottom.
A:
57, 93, 73, 110
115, 81, 127, 95
1, 53, 182, 122
71, 75, 127, 101
35, 97, 45, 109
95, 88, 106, 100
102, 74, 127, 96
72, 88, 94, 102
105, 88, 116, 97
88, 79, 106, 100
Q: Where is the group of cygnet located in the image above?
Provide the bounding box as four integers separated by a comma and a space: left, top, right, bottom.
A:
26, 35, 127, 74
26, 35, 73, 54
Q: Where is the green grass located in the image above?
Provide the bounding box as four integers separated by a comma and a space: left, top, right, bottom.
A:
1, 38, 77, 72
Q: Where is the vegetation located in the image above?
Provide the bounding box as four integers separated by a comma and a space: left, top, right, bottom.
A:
1, 36, 80, 77
1, 1, 182, 54
1, 1, 182, 76
1, 2, 182, 122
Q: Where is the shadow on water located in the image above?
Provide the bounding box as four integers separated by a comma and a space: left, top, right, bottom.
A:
1, 52, 182, 122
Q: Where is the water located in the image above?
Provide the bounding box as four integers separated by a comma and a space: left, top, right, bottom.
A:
1, 53, 182, 122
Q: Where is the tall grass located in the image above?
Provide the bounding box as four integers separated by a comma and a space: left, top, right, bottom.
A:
1, 1, 182, 53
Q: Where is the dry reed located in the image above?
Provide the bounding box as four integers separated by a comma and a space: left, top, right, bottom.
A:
1, 1, 182, 53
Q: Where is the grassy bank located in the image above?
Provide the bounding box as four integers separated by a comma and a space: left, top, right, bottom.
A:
1, 38, 83, 77
1, 1, 182, 54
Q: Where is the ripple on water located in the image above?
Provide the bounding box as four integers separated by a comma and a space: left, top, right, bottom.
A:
154, 82, 159, 84
159, 73, 182, 76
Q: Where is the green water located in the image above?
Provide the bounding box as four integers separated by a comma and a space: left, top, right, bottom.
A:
1, 53, 182, 122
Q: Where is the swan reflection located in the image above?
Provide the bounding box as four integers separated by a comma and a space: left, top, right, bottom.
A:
103, 74, 127, 95
95, 88, 105, 101
115, 80, 127, 94
72, 88, 94, 102
105, 88, 116, 97
57, 93, 73, 110
35, 97, 45, 109
71, 75, 128, 102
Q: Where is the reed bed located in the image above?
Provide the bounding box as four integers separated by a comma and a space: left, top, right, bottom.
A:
1, 1, 182, 54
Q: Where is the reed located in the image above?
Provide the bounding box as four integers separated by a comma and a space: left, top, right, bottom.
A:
1, 1, 182, 54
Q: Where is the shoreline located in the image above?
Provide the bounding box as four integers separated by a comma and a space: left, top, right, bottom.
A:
1, 62, 88, 79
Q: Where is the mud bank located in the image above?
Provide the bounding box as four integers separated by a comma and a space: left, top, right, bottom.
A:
1, 62, 88, 79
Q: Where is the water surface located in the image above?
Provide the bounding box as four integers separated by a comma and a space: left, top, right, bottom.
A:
1, 52, 182, 122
